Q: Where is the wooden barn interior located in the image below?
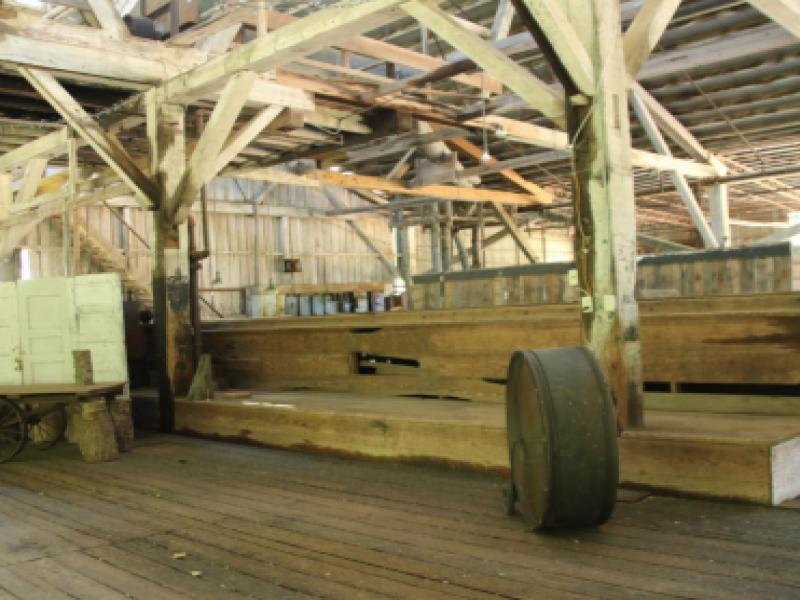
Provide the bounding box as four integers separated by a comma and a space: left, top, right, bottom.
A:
1, 0, 800, 597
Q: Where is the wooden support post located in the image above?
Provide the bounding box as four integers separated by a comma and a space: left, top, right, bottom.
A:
68, 136, 79, 276
147, 95, 192, 433
396, 210, 414, 308
472, 203, 484, 268
441, 200, 453, 271
429, 203, 442, 272
557, 0, 643, 428
454, 234, 470, 271
710, 184, 731, 248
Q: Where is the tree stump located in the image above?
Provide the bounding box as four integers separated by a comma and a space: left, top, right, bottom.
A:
65, 404, 82, 444
78, 399, 119, 463
110, 396, 134, 452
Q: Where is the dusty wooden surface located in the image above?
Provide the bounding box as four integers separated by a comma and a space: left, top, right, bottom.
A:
1, 434, 800, 599
0, 383, 126, 399
171, 391, 800, 505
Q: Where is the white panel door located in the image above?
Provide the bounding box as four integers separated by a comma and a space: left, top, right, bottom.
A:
0, 282, 22, 385
72, 273, 128, 383
17, 278, 74, 384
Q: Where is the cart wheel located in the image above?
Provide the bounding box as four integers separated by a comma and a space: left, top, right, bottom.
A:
0, 398, 26, 463
29, 406, 67, 450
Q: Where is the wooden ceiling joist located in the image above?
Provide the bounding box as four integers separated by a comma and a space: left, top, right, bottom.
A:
234, 167, 548, 206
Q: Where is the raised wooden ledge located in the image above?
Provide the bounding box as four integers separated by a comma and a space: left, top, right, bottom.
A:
202, 292, 800, 333
172, 391, 800, 505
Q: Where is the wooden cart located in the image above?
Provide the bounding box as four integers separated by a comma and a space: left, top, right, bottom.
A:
0, 383, 126, 463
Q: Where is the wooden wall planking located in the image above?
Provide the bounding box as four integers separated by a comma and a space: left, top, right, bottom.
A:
203, 292, 800, 404
412, 244, 795, 310
13, 179, 397, 316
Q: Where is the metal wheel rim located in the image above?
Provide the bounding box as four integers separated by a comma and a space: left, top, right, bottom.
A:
0, 398, 27, 464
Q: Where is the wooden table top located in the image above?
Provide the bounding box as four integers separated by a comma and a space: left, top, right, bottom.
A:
0, 382, 126, 399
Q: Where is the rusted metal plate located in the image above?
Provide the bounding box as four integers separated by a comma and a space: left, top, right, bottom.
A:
505, 346, 618, 530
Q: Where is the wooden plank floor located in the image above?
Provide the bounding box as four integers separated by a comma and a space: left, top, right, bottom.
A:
1, 436, 799, 599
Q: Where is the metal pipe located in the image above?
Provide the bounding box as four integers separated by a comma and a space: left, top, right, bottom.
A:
703, 165, 800, 185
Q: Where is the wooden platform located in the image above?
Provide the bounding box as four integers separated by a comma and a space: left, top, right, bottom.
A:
2, 434, 800, 599
173, 391, 800, 506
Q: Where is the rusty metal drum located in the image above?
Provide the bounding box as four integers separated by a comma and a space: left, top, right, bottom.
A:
505, 346, 618, 530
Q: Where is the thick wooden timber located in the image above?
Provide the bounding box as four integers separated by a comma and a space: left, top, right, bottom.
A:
465, 115, 719, 178
233, 168, 549, 205
515, 0, 594, 95
558, 0, 643, 428
622, 0, 681, 78
19, 68, 157, 207
254, 8, 500, 92
158, 0, 409, 103
0, 128, 69, 171
173, 392, 800, 505
403, 0, 565, 127
202, 293, 800, 405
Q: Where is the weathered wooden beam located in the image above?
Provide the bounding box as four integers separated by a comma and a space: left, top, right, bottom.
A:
251, 8, 499, 92
361, 58, 476, 102
16, 158, 48, 205
751, 221, 800, 245
19, 68, 156, 207
194, 22, 241, 55
442, 132, 554, 203
631, 82, 724, 172
159, 0, 407, 103
748, 0, 800, 39
516, 0, 594, 95
491, 0, 516, 41
468, 114, 719, 178
0, 12, 313, 112
490, 202, 537, 263
235, 168, 547, 206
630, 88, 719, 248
146, 96, 191, 432
403, 0, 566, 127
0, 174, 10, 223
169, 5, 254, 47
211, 105, 285, 177
0, 128, 69, 172
623, 0, 681, 78
458, 150, 567, 179
329, 127, 469, 167
87, 0, 127, 39
709, 184, 731, 248
636, 233, 693, 252
170, 71, 258, 222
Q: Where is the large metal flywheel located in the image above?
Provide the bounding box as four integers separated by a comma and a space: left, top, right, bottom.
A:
505, 347, 619, 530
